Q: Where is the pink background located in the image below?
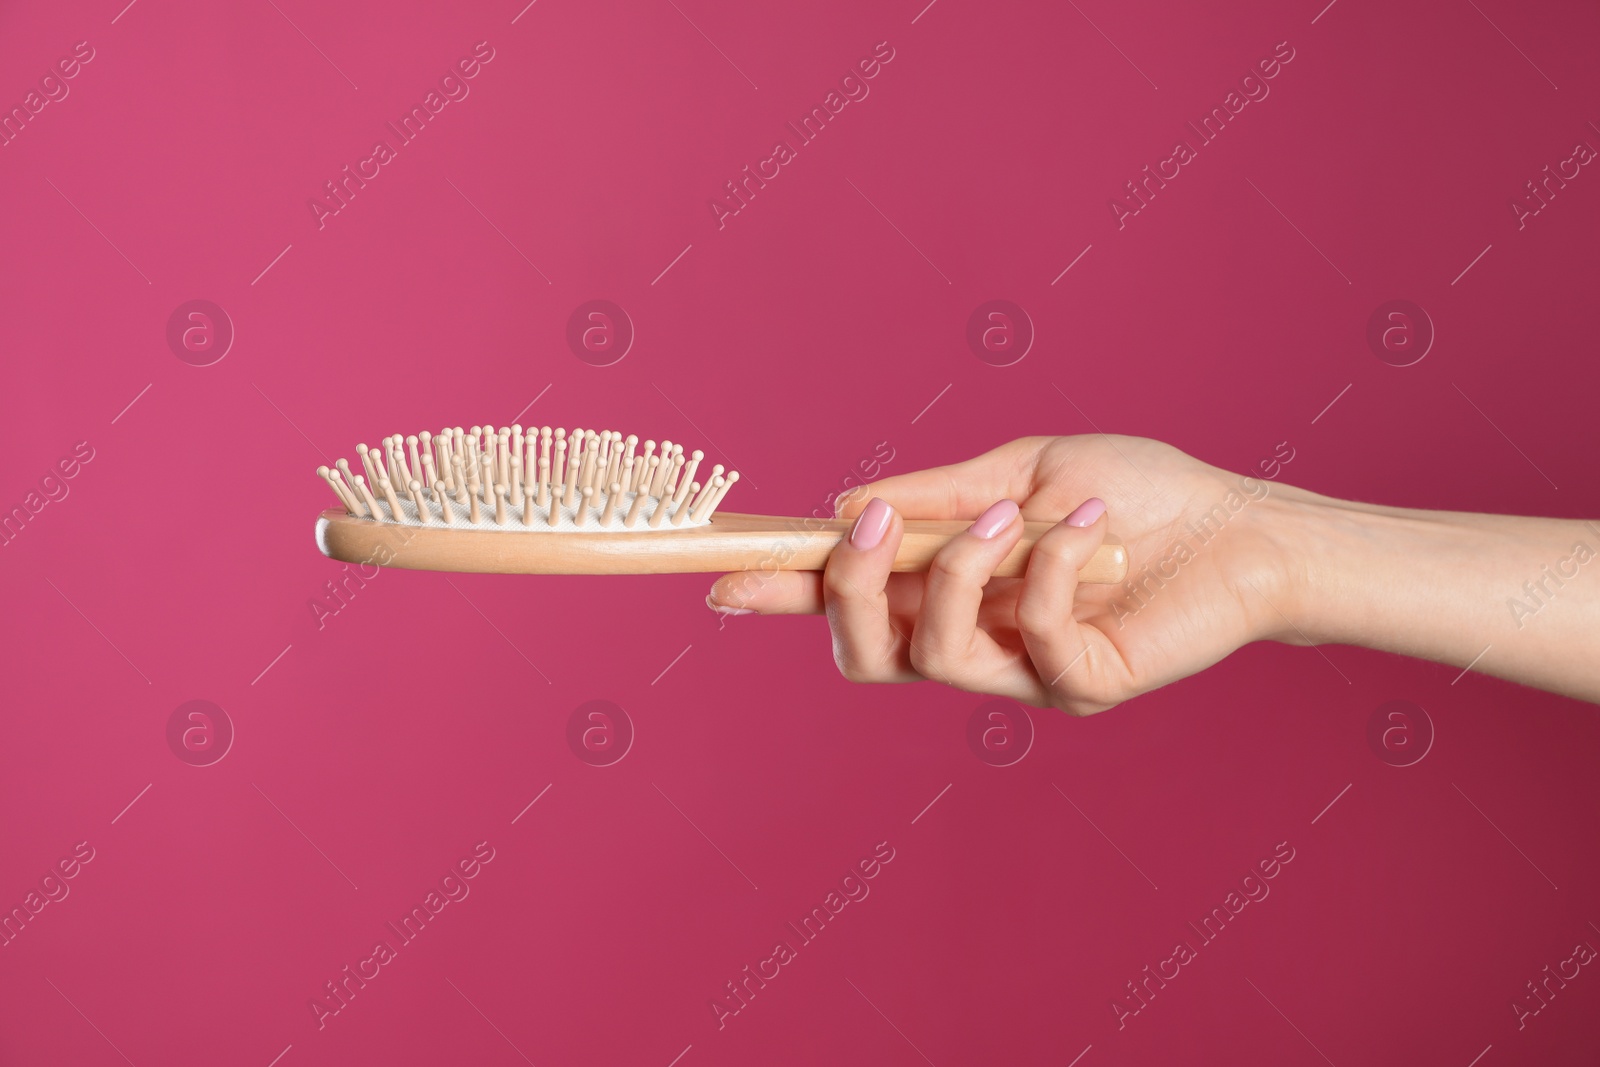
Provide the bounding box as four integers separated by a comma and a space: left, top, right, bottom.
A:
3, 0, 1598, 1063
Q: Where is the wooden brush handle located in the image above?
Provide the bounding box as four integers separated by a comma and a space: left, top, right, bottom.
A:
316, 510, 1129, 582
744, 514, 1129, 581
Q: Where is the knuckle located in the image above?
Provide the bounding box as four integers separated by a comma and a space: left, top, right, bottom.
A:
822, 565, 859, 603
831, 642, 872, 683
906, 638, 943, 678
1050, 674, 1119, 716
1030, 534, 1077, 570
1014, 591, 1059, 641
940, 468, 961, 516
928, 551, 982, 587
831, 629, 898, 684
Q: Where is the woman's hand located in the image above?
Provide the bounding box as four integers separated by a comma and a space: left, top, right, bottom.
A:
707, 436, 1300, 715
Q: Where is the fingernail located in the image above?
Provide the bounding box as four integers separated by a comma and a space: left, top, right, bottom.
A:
850, 497, 893, 550
705, 594, 755, 616
969, 499, 1020, 540
1064, 497, 1106, 527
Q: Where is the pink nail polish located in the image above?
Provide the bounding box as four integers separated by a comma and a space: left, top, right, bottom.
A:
1064, 497, 1106, 527
705, 595, 755, 616
969, 499, 1020, 540
850, 497, 892, 550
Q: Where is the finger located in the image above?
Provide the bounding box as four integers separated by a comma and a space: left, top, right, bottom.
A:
908, 499, 1034, 691
708, 570, 928, 618
822, 497, 917, 683
835, 438, 1049, 520
1014, 498, 1125, 714
708, 570, 820, 616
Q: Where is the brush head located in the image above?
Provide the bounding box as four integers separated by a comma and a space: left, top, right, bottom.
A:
317, 424, 737, 532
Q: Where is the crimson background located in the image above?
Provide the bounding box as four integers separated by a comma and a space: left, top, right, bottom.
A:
2, 0, 1598, 1064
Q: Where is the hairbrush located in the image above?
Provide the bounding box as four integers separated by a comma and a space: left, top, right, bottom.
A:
314, 423, 1128, 582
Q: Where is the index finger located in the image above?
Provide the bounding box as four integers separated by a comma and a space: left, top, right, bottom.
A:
835, 437, 1049, 520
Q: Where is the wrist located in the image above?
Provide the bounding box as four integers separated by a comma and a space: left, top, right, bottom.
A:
1243, 485, 1514, 650
1233, 482, 1424, 648
1214, 470, 1600, 701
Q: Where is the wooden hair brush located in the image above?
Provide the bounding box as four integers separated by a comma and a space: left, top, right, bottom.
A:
314, 423, 1128, 582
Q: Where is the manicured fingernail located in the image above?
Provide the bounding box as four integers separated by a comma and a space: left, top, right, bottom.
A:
705, 594, 755, 616
850, 497, 893, 550
969, 499, 1020, 540
1064, 497, 1106, 527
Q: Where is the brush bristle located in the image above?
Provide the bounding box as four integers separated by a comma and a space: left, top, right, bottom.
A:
319, 425, 732, 531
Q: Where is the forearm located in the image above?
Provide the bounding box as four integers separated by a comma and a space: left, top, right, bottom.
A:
1256, 486, 1600, 702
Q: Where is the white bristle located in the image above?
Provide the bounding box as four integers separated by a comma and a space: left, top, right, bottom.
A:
378, 476, 402, 517
677, 451, 703, 503
563, 443, 582, 507
635, 442, 656, 491
647, 487, 670, 527
552, 435, 568, 494
336, 459, 362, 503
662, 451, 685, 499
624, 481, 648, 527
672, 482, 700, 526
392, 437, 412, 487
691, 475, 725, 522
354, 475, 380, 516
649, 446, 673, 497
689, 465, 723, 514
522, 437, 536, 501
451, 451, 469, 504
605, 436, 623, 487
320, 424, 738, 534
356, 443, 377, 487
577, 434, 596, 492
435, 433, 453, 492
641, 455, 660, 500
368, 450, 389, 494
652, 458, 686, 528
587, 432, 604, 488
335, 471, 362, 515
318, 466, 353, 513
705, 471, 739, 519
